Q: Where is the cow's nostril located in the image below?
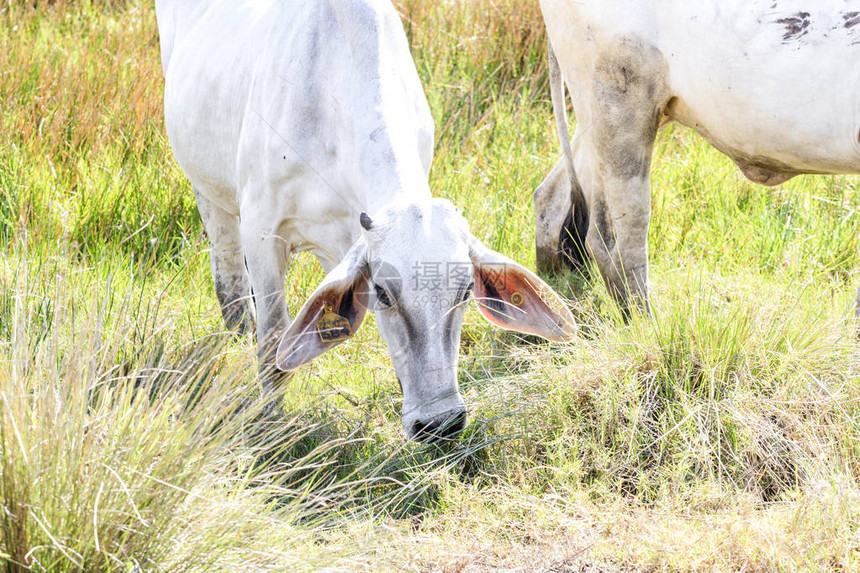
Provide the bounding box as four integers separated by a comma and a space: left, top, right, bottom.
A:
411, 420, 431, 439
411, 410, 467, 443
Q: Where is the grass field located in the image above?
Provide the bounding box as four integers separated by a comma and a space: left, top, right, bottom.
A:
2, 1, 859, 571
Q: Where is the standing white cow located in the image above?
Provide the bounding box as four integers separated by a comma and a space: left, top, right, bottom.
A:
157, 0, 576, 441
534, 0, 860, 313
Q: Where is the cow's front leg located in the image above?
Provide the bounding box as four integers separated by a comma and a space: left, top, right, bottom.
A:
583, 93, 660, 311
240, 210, 291, 387
578, 44, 667, 312
585, 173, 652, 313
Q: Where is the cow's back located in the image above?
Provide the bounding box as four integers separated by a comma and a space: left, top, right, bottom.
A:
541, 0, 860, 178
158, 0, 434, 245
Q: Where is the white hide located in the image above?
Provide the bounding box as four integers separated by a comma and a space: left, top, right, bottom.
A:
537, 0, 860, 306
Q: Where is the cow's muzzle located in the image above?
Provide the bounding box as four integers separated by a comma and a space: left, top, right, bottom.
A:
409, 408, 467, 443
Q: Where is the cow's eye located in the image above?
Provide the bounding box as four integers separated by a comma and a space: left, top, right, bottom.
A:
374, 284, 393, 307
462, 283, 474, 303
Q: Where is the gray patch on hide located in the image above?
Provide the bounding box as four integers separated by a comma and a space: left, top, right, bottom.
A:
775, 11, 811, 43
588, 196, 616, 254
591, 36, 669, 181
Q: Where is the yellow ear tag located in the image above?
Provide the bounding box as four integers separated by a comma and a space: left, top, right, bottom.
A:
317, 302, 352, 343
510, 291, 525, 306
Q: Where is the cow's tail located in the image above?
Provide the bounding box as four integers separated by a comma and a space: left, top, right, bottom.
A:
548, 40, 590, 273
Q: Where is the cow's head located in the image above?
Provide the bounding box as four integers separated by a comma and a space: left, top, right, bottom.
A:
276, 198, 576, 442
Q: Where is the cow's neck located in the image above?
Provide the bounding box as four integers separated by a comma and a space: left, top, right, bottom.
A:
346, 76, 432, 213
357, 147, 431, 215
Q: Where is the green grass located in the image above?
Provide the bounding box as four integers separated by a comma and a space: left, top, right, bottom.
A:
2, 0, 859, 571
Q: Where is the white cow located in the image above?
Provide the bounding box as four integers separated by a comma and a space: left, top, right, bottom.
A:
534, 0, 860, 313
157, 0, 576, 441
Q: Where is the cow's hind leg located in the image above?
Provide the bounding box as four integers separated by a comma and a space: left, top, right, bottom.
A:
195, 188, 255, 335
534, 157, 590, 275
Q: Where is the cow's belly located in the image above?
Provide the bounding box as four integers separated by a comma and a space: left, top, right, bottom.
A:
667, 73, 860, 179
667, 92, 860, 183
661, 0, 860, 179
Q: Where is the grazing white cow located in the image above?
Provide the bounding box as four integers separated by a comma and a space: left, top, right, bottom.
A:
534, 0, 860, 313
157, 0, 576, 441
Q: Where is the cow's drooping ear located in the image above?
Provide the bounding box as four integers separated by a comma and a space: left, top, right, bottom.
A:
277, 241, 369, 371
469, 240, 576, 342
